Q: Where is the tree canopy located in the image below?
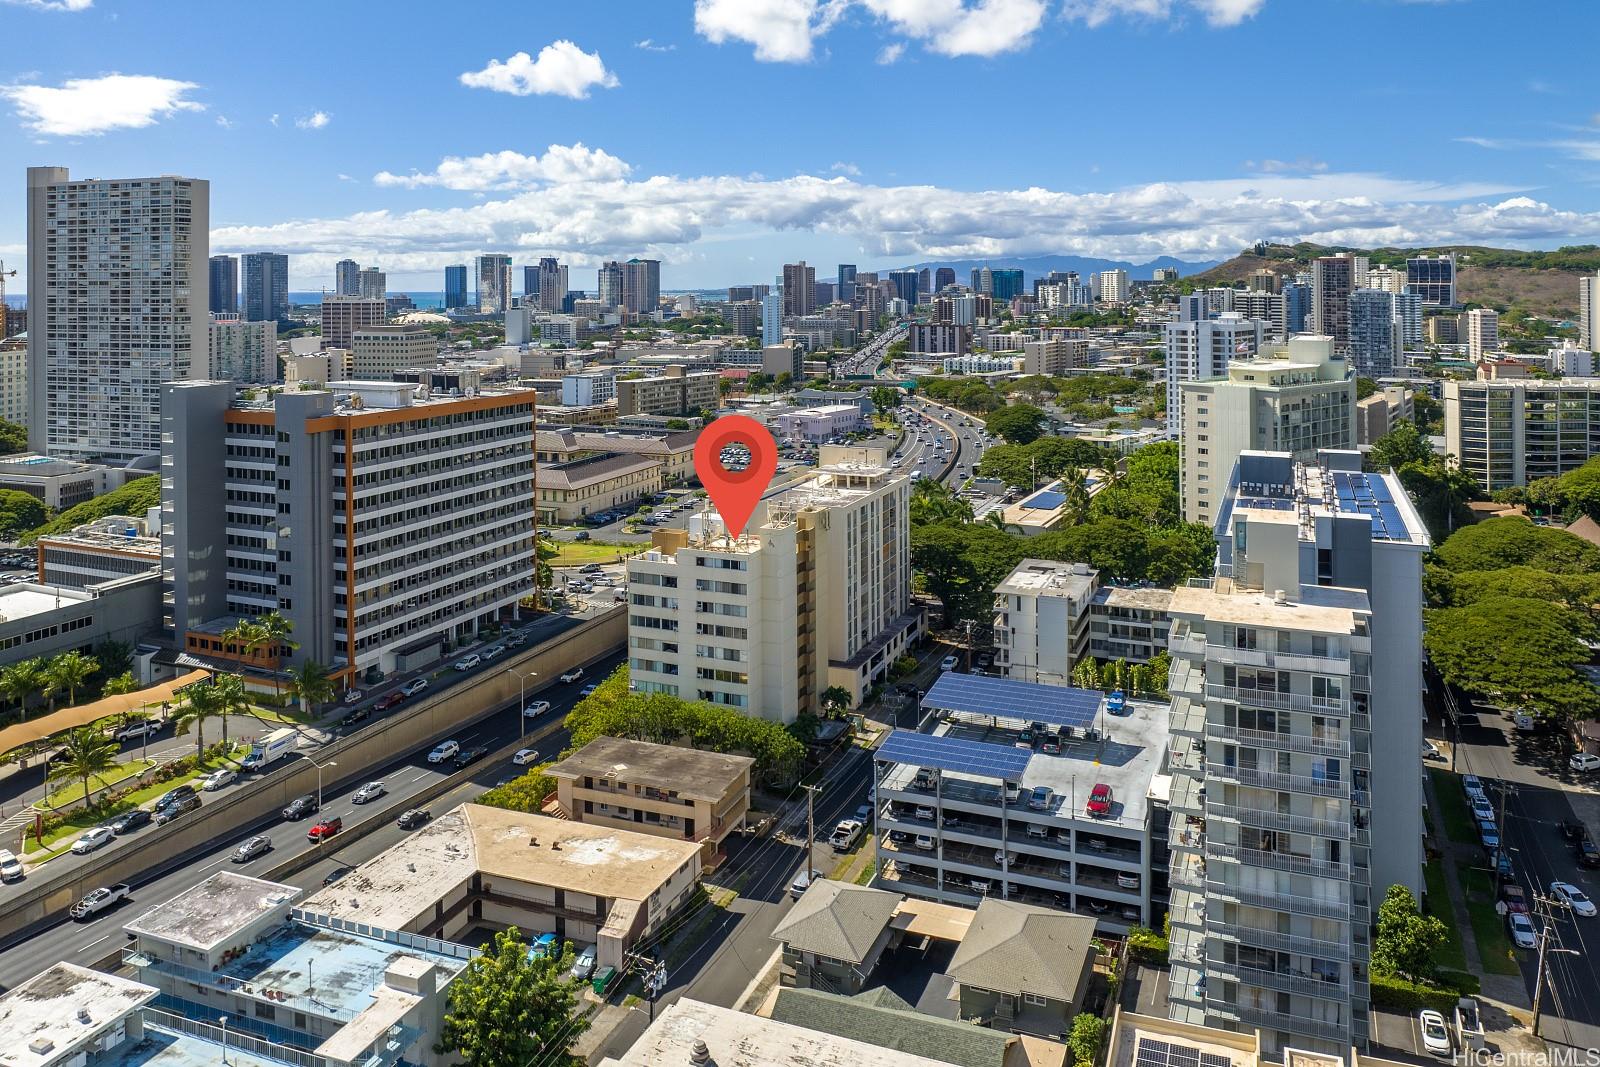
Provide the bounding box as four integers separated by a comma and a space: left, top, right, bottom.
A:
1424, 596, 1598, 722
1371, 885, 1448, 983
977, 437, 1107, 489
1431, 516, 1600, 575
1366, 421, 1433, 472
983, 403, 1048, 445
435, 927, 587, 1067
0, 490, 47, 539
0, 418, 25, 457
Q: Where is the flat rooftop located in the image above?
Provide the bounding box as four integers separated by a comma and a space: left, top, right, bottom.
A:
0, 454, 104, 478
599, 998, 955, 1067
996, 559, 1098, 598
1091, 585, 1174, 612
1108, 1011, 1259, 1067
124, 872, 299, 954
95, 1018, 300, 1067
0, 964, 156, 1067
0, 584, 93, 624
1167, 579, 1369, 633
545, 736, 753, 803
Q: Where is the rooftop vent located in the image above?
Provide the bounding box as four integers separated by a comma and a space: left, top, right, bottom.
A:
76, 1008, 91, 1023
28, 1038, 54, 1055
690, 1039, 711, 1066
1272, 590, 1288, 605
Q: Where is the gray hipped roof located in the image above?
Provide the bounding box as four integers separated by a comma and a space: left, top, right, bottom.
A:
771, 880, 902, 964
945, 899, 1095, 1003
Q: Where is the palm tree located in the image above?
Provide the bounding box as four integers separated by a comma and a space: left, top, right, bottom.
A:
231, 611, 298, 697
0, 659, 44, 721
1061, 467, 1092, 526
982, 511, 1022, 534
209, 673, 253, 751
101, 672, 139, 697
44, 651, 98, 711
48, 727, 119, 811
287, 660, 335, 716
174, 682, 225, 760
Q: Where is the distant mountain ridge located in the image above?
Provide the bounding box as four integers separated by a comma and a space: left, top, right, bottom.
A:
896, 254, 1221, 285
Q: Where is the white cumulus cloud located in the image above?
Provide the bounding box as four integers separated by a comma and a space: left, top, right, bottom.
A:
859, 0, 1048, 58
1063, 0, 1266, 27
1, 73, 202, 136
460, 41, 619, 99
694, 0, 830, 63
374, 143, 633, 191
295, 110, 330, 129
2, 0, 93, 10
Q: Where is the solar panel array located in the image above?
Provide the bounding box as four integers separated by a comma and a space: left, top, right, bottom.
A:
1135, 1038, 1233, 1067
877, 729, 1032, 781
923, 672, 1102, 729
1331, 471, 1412, 542
1022, 490, 1066, 510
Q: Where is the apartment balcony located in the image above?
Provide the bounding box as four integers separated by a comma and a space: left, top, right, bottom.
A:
1206, 918, 1351, 961
1169, 737, 1206, 776
1168, 631, 1206, 658
1206, 763, 1349, 799
1205, 723, 1348, 757
1208, 1002, 1351, 1044
1205, 801, 1350, 840
1170, 823, 1205, 854
1170, 662, 1205, 698
1170, 851, 1206, 890
1208, 841, 1349, 880
1205, 957, 1348, 1000
1206, 684, 1348, 715
1170, 774, 1206, 817
1168, 886, 1206, 933
1203, 644, 1351, 676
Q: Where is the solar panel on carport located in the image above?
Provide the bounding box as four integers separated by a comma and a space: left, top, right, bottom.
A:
877, 729, 1032, 781
923, 671, 1102, 729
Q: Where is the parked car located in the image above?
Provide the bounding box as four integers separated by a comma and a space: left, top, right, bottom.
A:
1029, 786, 1054, 811
110, 808, 153, 835
507, 630, 528, 647
939, 655, 958, 672
1570, 753, 1600, 773
74, 829, 119, 856
400, 677, 430, 697
482, 645, 507, 662
513, 748, 540, 766
1559, 819, 1586, 841
352, 781, 386, 804
1086, 783, 1114, 817
343, 689, 366, 705
376, 692, 405, 711
913, 834, 935, 850
397, 808, 430, 830
1419, 1009, 1452, 1057
427, 740, 461, 764
154, 794, 200, 824
1461, 774, 1486, 800
454, 745, 489, 768
559, 667, 586, 684
115, 718, 162, 743
232, 835, 273, 863
202, 767, 237, 791
529, 932, 558, 960
829, 820, 863, 852
453, 653, 482, 672
1470, 798, 1495, 823
1508, 912, 1538, 949
1551, 880, 1597, 917
0, 849, 22, 882
340, 706, 371, 728
1422, 739, 1445, 762
523, 700, 552, 718
914, 805, 936, 821
1577, 835, 1600, 869
1117, 872, 1140, 890
154, 784, 197, 810
569, 944, 597, 982
307, 817, 343, 842
789, 870, 814, 899
1479, 820, 1501, 850
283, 794, 319, 820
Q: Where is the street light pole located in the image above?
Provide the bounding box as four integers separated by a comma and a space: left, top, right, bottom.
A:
219, 1016, 229, 1065
312, 758, 337, 811
506, 668, 538, 739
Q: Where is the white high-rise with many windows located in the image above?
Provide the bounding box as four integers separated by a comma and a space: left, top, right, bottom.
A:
1164, 312, 1265, 438
26, 167, 209, 461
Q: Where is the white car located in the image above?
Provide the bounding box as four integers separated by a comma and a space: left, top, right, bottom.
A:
427, 740, 460, 764
1419, 1009, 1452, 1057
0, 849, 23, 882
523, 700, 551, 718
352, 781, 386, 804
1514, 712, 1536, 732
559, 667, 585, 684
939, 655, 959, 672
201, 767, 237, 791
342, 689, 365, 705
1508, 912, 1538, 949
453, 653, 482, 672
512, 748, 540, 766
1470, 798, 1495, 822
1571, 753, 1600, 773
71, 826, 115, 855
1551, 880, 1597, 917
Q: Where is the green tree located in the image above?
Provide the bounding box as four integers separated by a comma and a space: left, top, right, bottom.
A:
1371, 884, 1448, 983
209, 672, 253, 749
287, 660, 335, 716
870, 386, 903, 411
0, 658, 46, 720
435, 927, 588, 1067
1432, 517, 1600, 575
910, 478, 974, 527
0, 490, 48, 538
0, 417, 27, 456
984, 403, 1048, 445
44, 650, 98, 711
49, 727, 120, 810
174, 681, 226, 760
1367, 421, 1434, 472
1424, 597, 1598, 723
1356, 376, 1379, 401
101, 672, 139, 697
478, 767, 558, 813
820, 686, 853, 718
1067, 1012, 1106, 1067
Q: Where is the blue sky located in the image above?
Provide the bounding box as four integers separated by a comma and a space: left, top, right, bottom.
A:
3, 0, 1598, 292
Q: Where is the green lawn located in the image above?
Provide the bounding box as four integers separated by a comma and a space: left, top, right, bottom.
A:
547, 541, 648, 567
41, 759, 157, 810
1422, 858, 1468, 973
1459, 866, 1521, 975
1428, 768, 1480, 846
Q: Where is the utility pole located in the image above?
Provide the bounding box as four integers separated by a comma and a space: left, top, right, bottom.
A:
963, 619, 975, 673
1530, 892, 1581, 1037
803, 784, 822, 884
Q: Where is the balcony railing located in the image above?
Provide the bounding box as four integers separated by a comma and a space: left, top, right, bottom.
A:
1203, 644, 1352, 675
1205, 879, 1352, 920
1207, 841, 1350, 880
1204, 802, 1350, 840
1206, 958, 1348, 1000
1208, 1002, 1352, 1043
1206, 684, 1348, 715
1205, 723, 1349, 756
1205, 763, 1350, 798
1205, 917, 1351, 961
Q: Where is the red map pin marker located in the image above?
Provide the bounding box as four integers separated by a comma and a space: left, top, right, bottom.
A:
693, 415, 778, 539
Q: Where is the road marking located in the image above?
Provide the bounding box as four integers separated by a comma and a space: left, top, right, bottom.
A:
80, 934, 111, 952
412, 772, 429, 782
198, 855, 229, 873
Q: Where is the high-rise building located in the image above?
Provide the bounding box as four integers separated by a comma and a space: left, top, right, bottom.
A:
1580, 271, 1600, 353
1163, 312, 1266, 438
1363, 265, 1406, 295
1022, 339, 1087, 376
1465, 307, 1499, 361
616, 366, 721, 417
534, 257, 568, 312
625, 451, 915, 720
209, 255, 238, 315
1309, 255, 1355, 349
1178, 335, 1355, 524
319, 296, 387, 350
971, 266, 993, 295
1248, 269, 1281, 294
597, 261, 624, 309
1097, 269, 1130, 304
26, 167, 209, 461
207, 316, 277, 384
761, 284, 784, 347
813, 281, 835, 307
887, 269, 919, 308
1347, 290, 1402, 379
918, 268, 931, 299
1153, 266, 1181, 283
722, 300, 760, 337
783, 262, 817, 317
444, 264, 468, 310
1405, 253, 1456, 307
1167, 447, 1429, 1057
356, 266, 386, 301
1426, 314, 1460, 346
334, 258, 360, 297
350, 324, 437, 378
1394, 291, 1423, 352
162, 380, 536, 682
992, 560, 1098, 684
933, 266, 956, 292
1284, 283, 1311, 334
623, 258, 661, 315
991, 269, 1026, 302
1231, 291, 1287, 342
242, 252, 289, 324
836, 264, 857, 305
906, 322, 968, 355
476, 254, 512, 314
1444, 377, 1600, 490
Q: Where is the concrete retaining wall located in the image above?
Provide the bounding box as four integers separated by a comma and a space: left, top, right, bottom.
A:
0, 607, 625, 947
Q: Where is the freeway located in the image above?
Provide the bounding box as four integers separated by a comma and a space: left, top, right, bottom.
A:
0, 646, 628, 994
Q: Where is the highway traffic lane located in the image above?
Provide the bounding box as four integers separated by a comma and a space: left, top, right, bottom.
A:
0, 649, 625, 991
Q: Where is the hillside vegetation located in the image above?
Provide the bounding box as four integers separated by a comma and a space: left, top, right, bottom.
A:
20, 475, 160, 545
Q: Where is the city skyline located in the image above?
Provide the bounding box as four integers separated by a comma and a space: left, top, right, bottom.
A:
2, 0, 1599, 292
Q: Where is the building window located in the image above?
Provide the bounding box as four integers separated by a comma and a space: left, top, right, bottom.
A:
1023, 992, 1049, 1006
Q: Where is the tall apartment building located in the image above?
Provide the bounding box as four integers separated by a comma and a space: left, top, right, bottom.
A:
1231, 291, 1287, 342
837, 263, 857, 304
1443, 377, 1600, 490
784, 262, 818, 317
0, 341, 25, 430
1167, 448, 1429, 1056
334, 258, 360, 296
1248, 269, 1281, 294
882, 268, 917, 309
1309, 255, 1354, 350
1405, 253, 1456, 307
1283, 283, 1310, 335
1425, 314, 1460, 345
1347, 290, 1402, 379
444, 264, 469, 310
626, 452, 915, 720
533, 257, 568, 311
623, 258, 661, 315
208, 316, 278, 384
350, 324, 437, 378
616, 366, 720, 417
992, 560, 1097, 685
761, 286, 784, 347
319, 295, 387, 350
1098, 269, 1130, 303
1023, 339, 1088, 376
907, 322, 968, 355
162, 379, 537, 682
476, 253, 512, 314
356, 266, 386, 301
26, 167, 209, 462
1362, 266, 1405, 295
934, 266, 956, 292
1355, 386, 1414, 446
1465, 307, 1498, 361
1164, 313, 1266, 438
722, 300, 760, 337
242, 252, 288, 323
209, 255, 238, 314
1179, 336, 1355, 525
1580, 271, 1600, 353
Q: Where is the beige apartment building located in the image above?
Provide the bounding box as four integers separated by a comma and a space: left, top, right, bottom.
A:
351, 324, 438, 378
546, 736, 754, 859
320, 296, 387, 350
616, 366, 720, 417
1022, 338, 1088, 376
